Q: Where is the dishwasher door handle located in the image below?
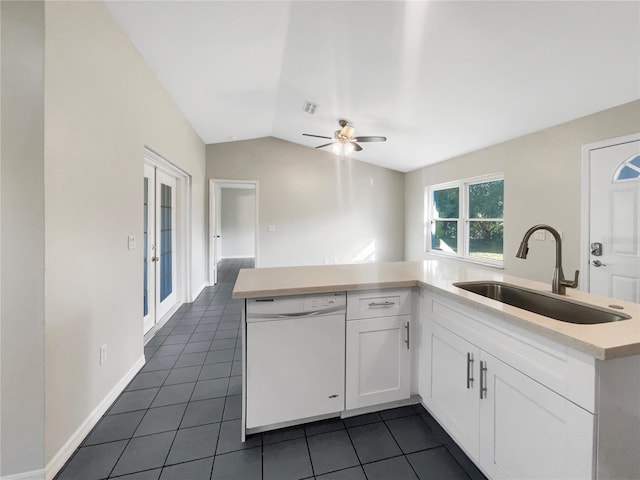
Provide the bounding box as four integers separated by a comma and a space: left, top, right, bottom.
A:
247, 305, 346, 320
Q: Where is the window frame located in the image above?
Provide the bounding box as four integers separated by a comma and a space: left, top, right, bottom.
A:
425, 173, 504, 267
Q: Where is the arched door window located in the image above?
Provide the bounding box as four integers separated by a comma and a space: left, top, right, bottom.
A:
613, 154, 640, 181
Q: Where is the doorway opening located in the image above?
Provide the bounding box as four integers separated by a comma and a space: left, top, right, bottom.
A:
209, 179, 259, 285
144, 148, 192, 337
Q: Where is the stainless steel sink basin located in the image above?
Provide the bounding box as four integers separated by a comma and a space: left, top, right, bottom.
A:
453, 281, 631, 324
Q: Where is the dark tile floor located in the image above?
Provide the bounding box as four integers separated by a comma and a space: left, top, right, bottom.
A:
55, 258, 487, 480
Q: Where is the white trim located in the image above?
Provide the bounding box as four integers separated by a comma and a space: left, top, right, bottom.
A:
220, 255, 255, 259
192, 282, 208, 302
45, 356, 145, 480
208, 179, 259, 285
580, 133, 640, 293
143, 300, 182, 345
1, 470, 45, 480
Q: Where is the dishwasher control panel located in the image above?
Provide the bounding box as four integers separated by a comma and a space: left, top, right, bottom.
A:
247, 292, 345, 319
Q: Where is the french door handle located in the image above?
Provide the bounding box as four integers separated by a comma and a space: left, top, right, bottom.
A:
151, 256, 159, 263
466, 353, 474, 389
479, 361, 488, 399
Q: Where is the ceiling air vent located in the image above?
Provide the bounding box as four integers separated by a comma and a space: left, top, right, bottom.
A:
302, 101, 318, 114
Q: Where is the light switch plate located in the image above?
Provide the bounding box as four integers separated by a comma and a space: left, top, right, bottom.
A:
267, 225, 276, 232
128, 235, 136, 249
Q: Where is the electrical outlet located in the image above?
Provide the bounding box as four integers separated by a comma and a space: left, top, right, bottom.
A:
128, 235, 136, 250
267, 225, 276, 232
534, 231, 545, 241
100, 344, 107, 365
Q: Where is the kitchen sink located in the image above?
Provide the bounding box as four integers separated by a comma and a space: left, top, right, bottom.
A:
453, 281, 631, 324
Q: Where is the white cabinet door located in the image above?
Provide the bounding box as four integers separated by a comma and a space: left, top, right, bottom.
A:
479, 352, 594, 480
246, 314, 345, 429
346, 315, 410, 409
425, 323, 480, 460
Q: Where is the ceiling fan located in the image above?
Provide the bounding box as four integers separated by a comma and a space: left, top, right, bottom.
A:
303, 119, 387, 155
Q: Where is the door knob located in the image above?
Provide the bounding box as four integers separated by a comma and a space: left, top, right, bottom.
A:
592, 260, 607, 267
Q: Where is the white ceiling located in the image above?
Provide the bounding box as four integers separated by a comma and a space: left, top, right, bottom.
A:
104, 1, 640, 172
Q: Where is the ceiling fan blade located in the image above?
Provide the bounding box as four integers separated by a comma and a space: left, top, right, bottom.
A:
303, 133, 333, 140
353, 136, 387, 142
351, 142, 363, 152
315, 142, 335, 149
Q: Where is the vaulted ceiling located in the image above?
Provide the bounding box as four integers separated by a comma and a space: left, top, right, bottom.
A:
104, 1, 640, 172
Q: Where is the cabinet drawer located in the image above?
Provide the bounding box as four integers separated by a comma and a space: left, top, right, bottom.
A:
347, 289, 411, 320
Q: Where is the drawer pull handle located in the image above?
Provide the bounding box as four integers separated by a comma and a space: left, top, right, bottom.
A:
368, 301, 395, 308
466, 352, 474, 389
479, 361, 488, 399
404, 321, 410, 350
328, 394, 339, 399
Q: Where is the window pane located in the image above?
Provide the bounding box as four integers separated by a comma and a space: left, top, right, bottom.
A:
469, 221, 503, 261
432, 220, 458, 253
433, 187, 459, 218
469, 180, 503, 219
160, 183, 173, 301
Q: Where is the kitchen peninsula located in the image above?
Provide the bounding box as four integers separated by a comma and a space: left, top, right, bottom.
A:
233, 260, 640, 480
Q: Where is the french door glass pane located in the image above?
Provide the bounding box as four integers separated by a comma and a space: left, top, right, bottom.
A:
432, 220, 458, 253
160, 183, 173, 301
433, 187, 459, 218
143, 177, 149, 316
469, 221, 504, 261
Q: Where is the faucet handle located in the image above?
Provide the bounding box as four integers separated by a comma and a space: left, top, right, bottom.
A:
561, 270, 579, 289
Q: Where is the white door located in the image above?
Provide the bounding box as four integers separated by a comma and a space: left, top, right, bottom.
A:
345, 315, 411, 410
246, 314, 345, 429
209, 184, 221, 285
589, 139, 640, 302
479, 353, 594, 480
144, 166, 177, 334
143, 164, 156, 333
425, 323, 480, 460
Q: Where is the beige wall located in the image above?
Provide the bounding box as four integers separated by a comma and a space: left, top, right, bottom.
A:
0, 1, 46, 476
44, 1, 206, 470
405, 100, 640, 283
207, 137, 405, 267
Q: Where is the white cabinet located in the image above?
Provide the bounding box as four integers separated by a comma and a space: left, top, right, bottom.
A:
479, 352, 594, 480
427, 323, 480, 459
422, 293, 596, 480
346, 289, 412, 410
246, 313, 345, 429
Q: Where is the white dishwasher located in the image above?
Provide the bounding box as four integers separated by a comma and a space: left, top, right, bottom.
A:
245, 292, 346, 431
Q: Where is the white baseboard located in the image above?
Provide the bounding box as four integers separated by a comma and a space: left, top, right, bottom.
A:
1, 469, 45, 480
192, 282, 209, 301
219, 255, 254, 259
45, 356, 146, 480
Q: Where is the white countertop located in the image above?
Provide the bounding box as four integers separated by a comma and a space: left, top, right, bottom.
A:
233, 260, 640, 360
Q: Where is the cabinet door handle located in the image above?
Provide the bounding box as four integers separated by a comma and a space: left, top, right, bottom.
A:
479, 361, 488, 399
404, 321, 410, 350
368, 301, 395, 308
466, 352, 474, 389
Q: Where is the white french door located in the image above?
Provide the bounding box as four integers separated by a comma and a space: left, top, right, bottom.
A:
144, 165, 178, 334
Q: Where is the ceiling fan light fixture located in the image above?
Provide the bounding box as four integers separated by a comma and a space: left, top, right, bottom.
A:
343, 142, 355, 155
341, 125, 355, 138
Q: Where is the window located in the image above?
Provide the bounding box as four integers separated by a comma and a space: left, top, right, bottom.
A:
614, 154, 640, 182
426, 174, 504, 266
